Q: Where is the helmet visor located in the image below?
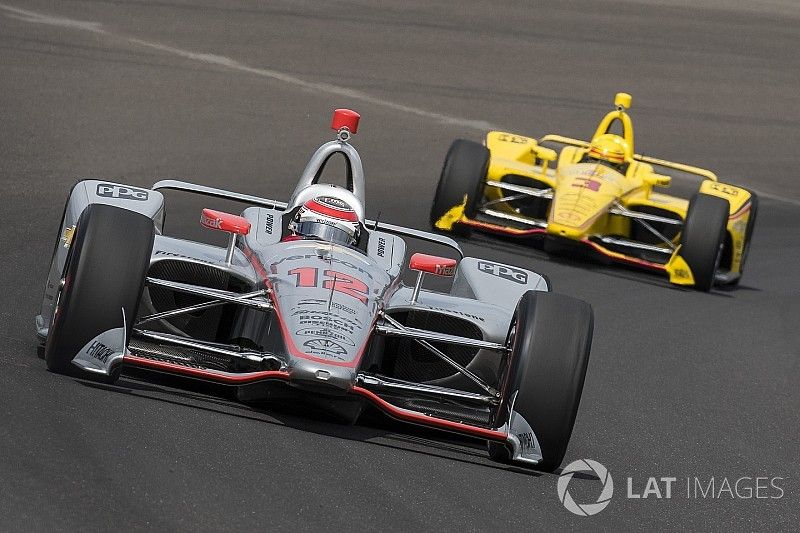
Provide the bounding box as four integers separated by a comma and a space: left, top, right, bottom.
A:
293, 220, 355, 246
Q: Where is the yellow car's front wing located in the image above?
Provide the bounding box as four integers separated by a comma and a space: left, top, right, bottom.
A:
435, 199, 764, 288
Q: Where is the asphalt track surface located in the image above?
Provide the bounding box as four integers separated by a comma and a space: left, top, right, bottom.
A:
1, 1, 798, 531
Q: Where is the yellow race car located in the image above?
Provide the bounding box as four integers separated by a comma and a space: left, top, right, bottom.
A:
430, 93, 758, 291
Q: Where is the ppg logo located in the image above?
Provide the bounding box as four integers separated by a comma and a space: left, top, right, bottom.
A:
96, 183, 149, 201
477, 261, 528, 284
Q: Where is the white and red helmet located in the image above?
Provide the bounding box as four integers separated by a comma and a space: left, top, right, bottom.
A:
288, 195, 361, 246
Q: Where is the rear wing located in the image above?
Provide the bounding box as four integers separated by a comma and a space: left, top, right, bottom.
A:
540, 134, 718, 182
151, 180, 464, 258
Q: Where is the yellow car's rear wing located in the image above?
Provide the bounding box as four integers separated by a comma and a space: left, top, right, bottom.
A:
539, 134, 718, 182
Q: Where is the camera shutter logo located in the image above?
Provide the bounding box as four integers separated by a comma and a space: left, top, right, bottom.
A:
557, 459, 614, 516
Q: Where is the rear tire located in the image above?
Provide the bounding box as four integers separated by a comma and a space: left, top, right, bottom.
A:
45, 204, 155, 379
429, 139, 489, 233
679, 193, 729, 291
489, 291, 593, 472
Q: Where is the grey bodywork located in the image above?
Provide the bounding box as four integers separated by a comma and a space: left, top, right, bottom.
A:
36, 138, 550, 465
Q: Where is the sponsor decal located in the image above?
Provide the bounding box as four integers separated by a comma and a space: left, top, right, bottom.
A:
477, 261, 528, 284
296, 299, 358, 315
377, 237, 387, 257
516, 431, 535, 452
708, 182, 739, 196
435, 263, 456, 276
85, 340, 115, 364
303, 338, 347, 357
96, 183, 149, 201
295, 327, 356, 346
297, 298, 328, 307
569, 164, 622, 185
423, 306, 485, 322
264, 212, 275, 234
292, 310, 361, 334
154, 250, 215, 265
330, 301, 357, 315
72, 326, 125, 374
572, 177, 602, 192
200, 211, 222, 229
497, 133, 528, 144
673, 267, 692, 281
317, 196, 349, 209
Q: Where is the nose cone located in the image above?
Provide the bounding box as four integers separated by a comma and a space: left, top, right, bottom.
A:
546, 220, 586, 239
547, 190, 611, 240
547, 164, 620, 239
288, 358, 357, 395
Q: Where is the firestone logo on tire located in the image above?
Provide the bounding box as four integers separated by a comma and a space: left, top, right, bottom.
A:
557, 459, 614, 516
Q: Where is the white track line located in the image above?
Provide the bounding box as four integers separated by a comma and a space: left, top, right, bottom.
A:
2, 3, 798, 206
0, 4, 501, 132
125, 38, 501, 131
2, 4, 106, 33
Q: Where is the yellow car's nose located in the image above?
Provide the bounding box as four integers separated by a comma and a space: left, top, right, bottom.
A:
546, 220, 585, 240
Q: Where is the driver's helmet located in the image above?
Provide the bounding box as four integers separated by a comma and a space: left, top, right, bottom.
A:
288, 195, 360, 246
587, 134, 630, 166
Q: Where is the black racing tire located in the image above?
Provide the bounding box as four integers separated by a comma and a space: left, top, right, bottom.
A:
44, 204, 155, 379
728, 190, 759, 287
429, 139, 489, 233
488, 291, 593, 472
679, 193, 729, 291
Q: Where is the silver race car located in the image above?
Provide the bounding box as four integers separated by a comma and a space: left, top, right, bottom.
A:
36, 109, 594, 471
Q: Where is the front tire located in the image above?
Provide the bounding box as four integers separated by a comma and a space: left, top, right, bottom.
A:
45, 204, 155, 378
489, 291, 593, 472
679, 193, 729, 291
429, 139, 489, 233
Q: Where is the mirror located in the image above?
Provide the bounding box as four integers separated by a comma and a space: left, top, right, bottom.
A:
535, 147, 558, 162
408, 253, 457, 304
409, 253, 457, 277
643, 173, 671, 187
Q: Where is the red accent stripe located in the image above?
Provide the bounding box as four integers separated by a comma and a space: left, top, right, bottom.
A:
124, 355, 506, 443
123, 355, 290, 384
352, 386, 507, 442
460, 218, 548, 236
588, 147, 625, 163
580, 239, 667, 271
728, 202, 751, 221
306, 200, 358, 222
461, 218, 666, 271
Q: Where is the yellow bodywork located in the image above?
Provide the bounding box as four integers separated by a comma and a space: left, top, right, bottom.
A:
434, 197, 467, 232
62, 225, 76, 248
438, 93, 756, 286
